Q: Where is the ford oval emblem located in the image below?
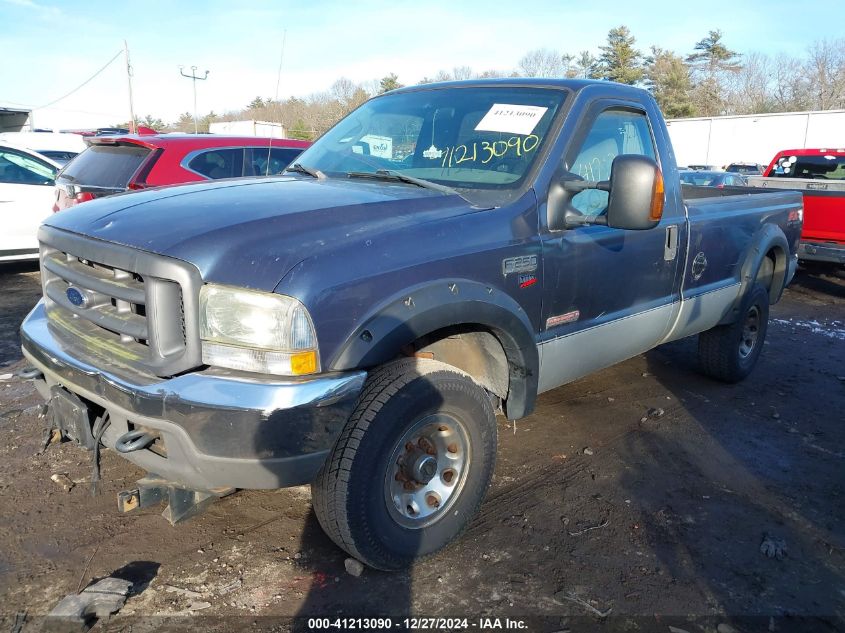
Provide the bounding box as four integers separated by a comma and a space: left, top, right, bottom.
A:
66, 286, 87, 308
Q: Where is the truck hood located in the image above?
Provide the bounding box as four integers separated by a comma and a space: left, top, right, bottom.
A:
44, 176, 476, 290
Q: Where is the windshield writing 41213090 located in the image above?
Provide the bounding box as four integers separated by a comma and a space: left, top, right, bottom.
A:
435, 134, 541, 168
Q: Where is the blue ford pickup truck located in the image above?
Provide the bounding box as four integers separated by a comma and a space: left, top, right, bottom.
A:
20, 79, 802, 570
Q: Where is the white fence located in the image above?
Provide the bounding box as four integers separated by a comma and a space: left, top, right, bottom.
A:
665, 110, 845, 167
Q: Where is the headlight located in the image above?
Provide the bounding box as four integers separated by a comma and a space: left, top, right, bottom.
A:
199, 284, 319, 376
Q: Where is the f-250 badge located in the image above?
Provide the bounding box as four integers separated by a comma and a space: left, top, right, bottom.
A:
502, 255, 537, 276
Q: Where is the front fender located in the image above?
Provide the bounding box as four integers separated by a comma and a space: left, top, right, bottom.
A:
329, 279, 539, 419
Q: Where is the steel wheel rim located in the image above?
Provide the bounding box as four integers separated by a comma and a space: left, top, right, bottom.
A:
739, 305, 761, 359
384, 413, 471, 529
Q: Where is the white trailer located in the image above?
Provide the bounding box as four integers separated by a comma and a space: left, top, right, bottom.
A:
666, 110, 845, 168
208, 119, 287, 138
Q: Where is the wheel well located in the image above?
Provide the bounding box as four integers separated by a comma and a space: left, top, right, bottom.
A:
404, 325, 509, 400
757, 247, 786, 303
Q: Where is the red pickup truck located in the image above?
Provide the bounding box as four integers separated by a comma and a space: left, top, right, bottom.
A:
748, 148, 845, 267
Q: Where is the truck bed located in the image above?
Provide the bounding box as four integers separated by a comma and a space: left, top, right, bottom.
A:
680, 184, 803, 297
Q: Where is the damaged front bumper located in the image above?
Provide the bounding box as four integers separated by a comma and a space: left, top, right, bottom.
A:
21, 300, 366, 492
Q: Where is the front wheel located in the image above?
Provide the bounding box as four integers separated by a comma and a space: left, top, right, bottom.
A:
698, 282, 770, 383
312, 358, 497, 570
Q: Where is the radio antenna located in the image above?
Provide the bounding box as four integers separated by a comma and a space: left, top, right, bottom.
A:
266, 29, 287, 175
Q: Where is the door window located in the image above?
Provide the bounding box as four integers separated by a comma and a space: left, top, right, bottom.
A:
0, 149, 57, 185
567, 109, 656, 217
245, 147, 303, 176
187, 148, 243, 179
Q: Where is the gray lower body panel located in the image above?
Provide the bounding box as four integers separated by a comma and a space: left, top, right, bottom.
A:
537, 304, 674, 394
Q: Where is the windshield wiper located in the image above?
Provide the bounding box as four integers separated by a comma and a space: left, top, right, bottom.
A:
285, 163, 326, 179
346, 170, 462, 197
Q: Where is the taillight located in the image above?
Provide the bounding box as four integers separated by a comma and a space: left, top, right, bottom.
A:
75, 192, 96, 204
127, 182, 147, 190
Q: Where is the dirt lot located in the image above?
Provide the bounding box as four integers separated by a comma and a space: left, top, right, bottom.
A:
0, 262, 843, 632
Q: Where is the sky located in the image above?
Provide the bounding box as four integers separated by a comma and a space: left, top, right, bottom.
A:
1, 0, 844, 130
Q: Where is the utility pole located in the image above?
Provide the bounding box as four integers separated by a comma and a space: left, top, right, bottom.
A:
179, 65, 209, 134
124, 40, 136, 134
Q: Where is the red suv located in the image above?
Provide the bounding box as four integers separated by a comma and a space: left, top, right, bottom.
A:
53, 134, 311, 211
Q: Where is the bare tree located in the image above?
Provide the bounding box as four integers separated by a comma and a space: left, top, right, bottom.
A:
727, 52, 775, 114
452, 65, 474, 80
805, 38, 845, 110
772, 54, 811, 112
518, 48, 571, 77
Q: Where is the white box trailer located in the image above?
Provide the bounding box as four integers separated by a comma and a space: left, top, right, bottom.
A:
208, 120, 287, 138
666, 110, 845, 168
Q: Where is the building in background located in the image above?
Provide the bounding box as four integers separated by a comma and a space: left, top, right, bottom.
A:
0, 107, 32, 133
666, 110, 845, 168
208, 120, 286, 138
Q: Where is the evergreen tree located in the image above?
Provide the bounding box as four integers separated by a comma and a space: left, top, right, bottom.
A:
597, 26, 643, 84
686, 30, 742, 115
379, 73, 404, 94
645, 47, 695, 118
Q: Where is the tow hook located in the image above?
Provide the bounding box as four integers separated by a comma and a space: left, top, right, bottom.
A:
114, 429, 158, 453
118, 474, 234, 524
15, 366, 43, 380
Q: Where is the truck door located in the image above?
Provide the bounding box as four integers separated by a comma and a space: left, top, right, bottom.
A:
538, 104, 683, 393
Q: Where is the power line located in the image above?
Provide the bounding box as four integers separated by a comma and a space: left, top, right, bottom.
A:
35, 50, 123, 110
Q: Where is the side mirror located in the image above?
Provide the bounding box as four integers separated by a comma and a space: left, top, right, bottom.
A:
556, 155, 665, 231
605, 155, 664, 230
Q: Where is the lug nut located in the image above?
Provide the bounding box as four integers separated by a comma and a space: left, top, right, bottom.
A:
442, 469, 455, 484
447, 443, 458, 454
426, 494, 440, 508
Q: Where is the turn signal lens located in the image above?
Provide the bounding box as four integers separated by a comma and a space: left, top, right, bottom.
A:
650, 170, 665, 221
290, 350, 318, 375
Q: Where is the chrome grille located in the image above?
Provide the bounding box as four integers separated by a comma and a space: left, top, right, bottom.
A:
43, 251, 150, 345
38, 226, 203, 377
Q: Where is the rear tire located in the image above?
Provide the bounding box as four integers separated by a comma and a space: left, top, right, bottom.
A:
698, 283, 770, 383
312, 358, 496, 571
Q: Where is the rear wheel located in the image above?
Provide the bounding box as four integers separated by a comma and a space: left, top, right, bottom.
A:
698, 282, 770, 383
312, 358, 496, 570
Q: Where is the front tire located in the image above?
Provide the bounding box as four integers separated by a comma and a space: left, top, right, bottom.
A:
312, 358, 496, 570
698, 282, 770, 383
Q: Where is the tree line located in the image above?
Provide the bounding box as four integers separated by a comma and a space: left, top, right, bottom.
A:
130, 27, 845, 139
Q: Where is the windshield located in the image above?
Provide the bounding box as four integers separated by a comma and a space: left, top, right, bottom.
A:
292, 86, 567, 206
769, 154, 845, 180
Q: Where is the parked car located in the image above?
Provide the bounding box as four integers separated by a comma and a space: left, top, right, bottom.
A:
685, 164, 721, 171
0, 132, 87, 166
0, 143, 59, 262
680, 170, 748, 188
53, 134, 311, 211
725, 162, 764, 175
20, 79, 802, 570
747, 148, 845, 266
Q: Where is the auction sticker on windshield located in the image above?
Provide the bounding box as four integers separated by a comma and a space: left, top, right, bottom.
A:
475, 104, 549, 135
